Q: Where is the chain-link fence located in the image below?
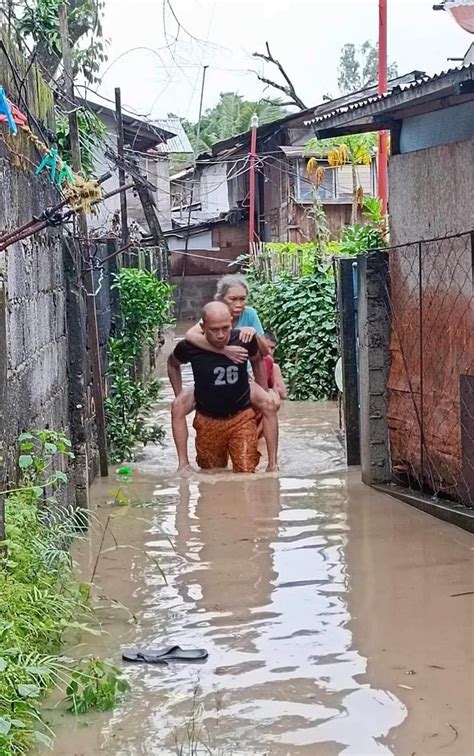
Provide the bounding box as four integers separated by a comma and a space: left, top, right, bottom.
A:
373, 231, 473, 505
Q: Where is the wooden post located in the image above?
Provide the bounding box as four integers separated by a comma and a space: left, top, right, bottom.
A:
0, 247, 7, 542
337, 258, 361, 466
114, 87, 130, 265
59, 3, 108, 478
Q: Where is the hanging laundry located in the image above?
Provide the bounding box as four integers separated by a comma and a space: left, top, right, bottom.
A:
0, 86, 22, 135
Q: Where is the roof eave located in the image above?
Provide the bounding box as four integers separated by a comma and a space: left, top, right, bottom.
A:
312, 67, 474, 139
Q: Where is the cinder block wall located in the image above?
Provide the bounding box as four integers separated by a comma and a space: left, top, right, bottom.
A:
172, 275, 220, 322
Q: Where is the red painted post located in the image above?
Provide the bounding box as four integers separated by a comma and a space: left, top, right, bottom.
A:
378, 0, 389, 215
248, 114, 259, 248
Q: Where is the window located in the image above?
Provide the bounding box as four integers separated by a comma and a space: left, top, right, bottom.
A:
295, 159, 335, 202
294, 158, 375, 203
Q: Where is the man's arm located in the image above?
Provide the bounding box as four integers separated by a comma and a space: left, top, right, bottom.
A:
249, 351, 268, 391
255, 334, 269, 357
185, 322, 248, 363
185, 323, 221, 353
167, 354, 183, 397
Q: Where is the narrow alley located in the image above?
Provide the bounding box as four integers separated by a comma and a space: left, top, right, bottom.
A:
49, 331, 474, 756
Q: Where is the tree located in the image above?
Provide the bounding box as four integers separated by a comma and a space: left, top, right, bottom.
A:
180, 92, 288, 154
252, 42, 307, 110
338, 41, 398, 94
306, 133, 378, 224
4, 0, 107, 84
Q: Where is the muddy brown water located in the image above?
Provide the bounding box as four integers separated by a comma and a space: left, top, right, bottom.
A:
47, 332, 474, 756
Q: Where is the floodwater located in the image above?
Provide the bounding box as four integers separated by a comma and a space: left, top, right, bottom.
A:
48, 331, 474, 756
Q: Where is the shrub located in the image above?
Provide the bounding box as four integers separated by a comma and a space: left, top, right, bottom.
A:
0, 431, 129, 754
105, 268, 174, 462
249, 261, 338, 401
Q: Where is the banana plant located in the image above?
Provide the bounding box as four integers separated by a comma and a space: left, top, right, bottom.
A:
306, 133, 378, 225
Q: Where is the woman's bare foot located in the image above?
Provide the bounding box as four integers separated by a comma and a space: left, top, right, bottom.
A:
266, 462, 279, 473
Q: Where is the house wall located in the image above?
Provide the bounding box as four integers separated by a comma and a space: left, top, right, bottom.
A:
387, 139, 474, 502
171, 275, 221, 322
389, 139, 472, 241
289, 203, 353, 243
128, 154, 171, 231
169, 221, 247, 277
89, 113, 171, 233
199, 162, 229, 216
261, 155, 288, 241
259, 129, 362, 243
168, 230, 215, 252
399, 101, 474, 154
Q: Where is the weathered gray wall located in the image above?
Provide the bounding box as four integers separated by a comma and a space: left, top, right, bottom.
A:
172, 275, 220, 321
389, 140, 473, 242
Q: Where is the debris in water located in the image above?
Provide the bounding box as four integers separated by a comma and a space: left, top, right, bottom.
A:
117, 465, 133, 480
122, 645, 209, 664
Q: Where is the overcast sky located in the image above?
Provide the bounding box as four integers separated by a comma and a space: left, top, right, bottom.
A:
89, 0, 470, 122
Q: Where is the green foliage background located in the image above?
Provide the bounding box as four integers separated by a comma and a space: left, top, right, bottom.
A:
248, 262, 338, 401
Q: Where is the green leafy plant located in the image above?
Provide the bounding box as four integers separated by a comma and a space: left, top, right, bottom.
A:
247, 259, 338, 401
327, 197, 387, 257
0, 431, 128, 754
306, 133, 378, 224
16, 429, 73, 489
0, 434, 86, 753
66, 658, 129, 714
55, 109, 107, 177
105, 268, 174, 462
16, 0, 108, 84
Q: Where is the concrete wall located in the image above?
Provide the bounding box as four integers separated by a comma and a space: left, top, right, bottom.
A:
389, 139, 473, 241
387, 139, 473, 504
0, 44, 74, 489
0, 185, 69, 476
357, 254, 392, 486
172, 275, 220, 322
168, 220, 247, 277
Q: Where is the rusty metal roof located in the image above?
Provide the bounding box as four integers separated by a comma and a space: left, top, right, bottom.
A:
306, 64, 474, 135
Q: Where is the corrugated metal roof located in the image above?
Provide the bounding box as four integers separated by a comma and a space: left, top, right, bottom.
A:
77, 97, 175, 151
305, 64, 474, 129
152, 118, 193, 153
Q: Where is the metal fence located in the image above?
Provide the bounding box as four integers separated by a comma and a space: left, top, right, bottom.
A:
374, 231, 473, 505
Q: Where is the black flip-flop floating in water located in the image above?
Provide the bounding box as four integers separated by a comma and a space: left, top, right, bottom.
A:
122, 645, 208, 664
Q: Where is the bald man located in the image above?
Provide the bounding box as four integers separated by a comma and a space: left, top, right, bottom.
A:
167, 302, 268, 473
